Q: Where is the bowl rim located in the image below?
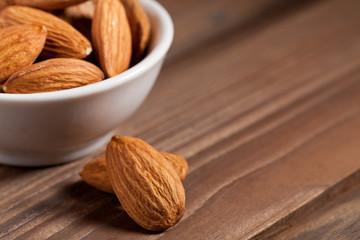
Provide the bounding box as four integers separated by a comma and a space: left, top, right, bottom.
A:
0, 0, 174, 103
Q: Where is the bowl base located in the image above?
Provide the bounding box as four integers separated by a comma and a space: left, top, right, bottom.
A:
0, 133, 113, 167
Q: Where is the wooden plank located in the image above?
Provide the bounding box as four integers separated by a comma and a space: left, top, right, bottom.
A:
158, 0, 317, 63
4, 69, 359, 240
118, 0, 360, 159
272, 181, 360, 239
333, 220, 360, 240
72, 77, 360, 240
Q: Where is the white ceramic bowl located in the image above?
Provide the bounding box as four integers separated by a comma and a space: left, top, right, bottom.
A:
0, 0, 174, 166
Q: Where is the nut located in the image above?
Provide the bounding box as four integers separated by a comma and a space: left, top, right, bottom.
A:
121, 0, 151, 64
161, 152, 188, 181
9, 0, 88, 10
92, 0, 132, 78
0, 0, 152, 93
80, 156, 114, 194
64, 0, 96, 19
106, 136, 185, 231
3, 58, 104, 94
0, 0, 7, 9
80, 152, 188, 194
0, 24, 47, 83
0, 6, 92, 59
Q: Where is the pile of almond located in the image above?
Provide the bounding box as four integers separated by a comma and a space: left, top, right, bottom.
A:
80, 136, 188, 231
0, 0, 151, 94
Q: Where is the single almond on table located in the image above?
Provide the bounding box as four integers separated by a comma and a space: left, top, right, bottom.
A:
92, 0, 132, 78
3, 58, 104, 94
80, 152, 188, 194
106, 136, 185, 231
0, 6, 92, 59
0, 24, 47, 84
8, 0, 88, 10
121, 0, 151, 65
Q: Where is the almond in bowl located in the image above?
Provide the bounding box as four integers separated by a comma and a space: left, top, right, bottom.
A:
0, 0, 174, 166
0, 0, 153, 93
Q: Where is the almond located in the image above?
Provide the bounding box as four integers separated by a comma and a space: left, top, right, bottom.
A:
3, 58, 104, 94
121, 0, 151, 65
80, 156, 114, 194
106, 136, 185, 231
0, 0, 7, 9
9, 0, 88, 10
0, 6, 92, 59
64, 0, 96, 19
92, 0, 132, 78
0, 24, 47, 84
80, 152, 188, 194
161, 152, 188, 181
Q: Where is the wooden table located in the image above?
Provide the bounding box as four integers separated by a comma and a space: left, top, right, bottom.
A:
1, 0, 360, 239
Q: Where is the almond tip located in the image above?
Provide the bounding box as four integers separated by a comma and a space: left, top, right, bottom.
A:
86, 47, 92, 55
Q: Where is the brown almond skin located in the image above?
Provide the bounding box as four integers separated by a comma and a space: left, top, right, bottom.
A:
10, 0, 88, 10
80, 156, 114, 194
121, 0, 151, 65
106, 136, 185, 231
92, 0, 132, 78
161, 152, 188, 181
80, 152, 188, 194
4, 58, 104, 94
0, 6, 92, 59
0, 0, 7, 9
64, 0, 96, 20
0, 24, 47, 84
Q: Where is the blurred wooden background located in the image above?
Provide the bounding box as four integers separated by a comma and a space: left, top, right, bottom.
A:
1, 0, 360, 239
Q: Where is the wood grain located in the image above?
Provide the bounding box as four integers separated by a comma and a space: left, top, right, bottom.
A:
1, 0, 360, 239
162, 0, 317, 63
273, 180, 360, 239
